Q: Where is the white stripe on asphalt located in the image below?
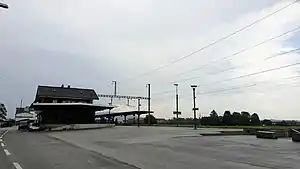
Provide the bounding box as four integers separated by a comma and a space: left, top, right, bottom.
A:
0, 139, 2, 142
0, 130, 9, 138
1, 143, 5, 147
13, 162, 23, 169
4, 149, 10, 155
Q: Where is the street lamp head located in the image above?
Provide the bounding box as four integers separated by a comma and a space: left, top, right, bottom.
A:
0, 2, 8, 9
191, 84, 197, 88
174, 83, 178, 86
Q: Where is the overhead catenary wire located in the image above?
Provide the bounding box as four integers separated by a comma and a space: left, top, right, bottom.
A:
176, 26, 300, 77
172, 47, 300, 84
128, 27, 300, 96
154, 61, 300, 97
199, 75, 300, 95
203, 62, 300, 86
119, 0, 299, 83
209, 47, 300, 75
152, 75, 300, 101
206, 79, 300, 96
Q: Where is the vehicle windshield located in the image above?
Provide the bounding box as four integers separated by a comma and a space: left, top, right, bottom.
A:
1, 0, 300, 169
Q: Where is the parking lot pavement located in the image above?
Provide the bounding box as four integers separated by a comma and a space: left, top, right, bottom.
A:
2, 128, 139, 169
49, 126, 300, 169
0, 140, 14, 169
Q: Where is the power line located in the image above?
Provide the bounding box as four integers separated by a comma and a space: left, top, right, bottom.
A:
202, 75, 300, 95
177, 26, 300, 76
202, 62, 300, 86
154, 62, 300, 96
154, 75, 300, 100
152, 89, 173, 96
119, 0, 299, 82
120, 26, 300, 96
198, 84, 257, 95
207, 79, 300, 96
209, 47, 300, 75
264, 48, 300, 60
172, 48, 300, 84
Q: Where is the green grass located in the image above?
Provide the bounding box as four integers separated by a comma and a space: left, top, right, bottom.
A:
155, 124, 300, 129
194, 125, 300, 129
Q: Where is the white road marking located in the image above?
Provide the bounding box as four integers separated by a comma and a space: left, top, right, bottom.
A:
0, 130, 9, 138
0, 139, 2, 142
1, 143, 5, 147
4, 149, 11, 156
13, 162, 23, 169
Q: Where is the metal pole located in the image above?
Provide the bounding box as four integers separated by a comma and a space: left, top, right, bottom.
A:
138, 98, 141, 111
174, 84, 179, 127
112, 81, 117, 96
108, 109, 111, 124
147, 84, 151, 125
138, 98, 141, 127
108, 97, 112, 125
193, 88, 196, 130
191, 85, 198, 130
108, 80, 116, 125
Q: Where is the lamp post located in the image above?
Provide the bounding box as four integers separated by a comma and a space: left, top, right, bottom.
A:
146, 84, 151, 125
191, 85, 198, 130
0, 2, 8, 9
173, 84, 181, 127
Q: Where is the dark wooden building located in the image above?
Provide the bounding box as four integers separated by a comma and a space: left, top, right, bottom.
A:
31, 85, 112, 125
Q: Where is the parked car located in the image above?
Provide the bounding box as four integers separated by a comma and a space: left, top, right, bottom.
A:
28, 122, 41, 131
18, 121, 29, 130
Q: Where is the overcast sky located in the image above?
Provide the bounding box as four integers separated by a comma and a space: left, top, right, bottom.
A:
1, 0, 300, 120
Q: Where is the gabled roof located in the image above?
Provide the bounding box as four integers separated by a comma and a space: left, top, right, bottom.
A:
35, 85, 99, 101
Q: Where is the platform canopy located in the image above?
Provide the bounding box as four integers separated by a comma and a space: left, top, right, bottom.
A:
95, 111, 153, 118
31, 103, 114, 112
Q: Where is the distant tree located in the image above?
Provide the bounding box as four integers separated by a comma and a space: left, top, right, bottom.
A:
200, 117, 210, 125
209, 110, 221, 125
277, 120, 288, 126
250, 113, 261, 126
240, 111, 250, 125
210, 110, 218, 118
144, 115, 157, 125
222, 110, 232, 125
232, 112, 241, 125
261, 119, 272, 126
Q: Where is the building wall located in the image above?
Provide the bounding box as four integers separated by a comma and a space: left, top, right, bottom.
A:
39, 106, 96, 124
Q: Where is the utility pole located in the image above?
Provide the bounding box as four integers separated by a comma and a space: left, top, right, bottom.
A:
109, 81, 117, 107
146, 84, 151, 125
137, 98, 141, 127
108, 81, 117, 125
191, 85, 198, 130
173, 84, 181, 127
112, 81, 117, 96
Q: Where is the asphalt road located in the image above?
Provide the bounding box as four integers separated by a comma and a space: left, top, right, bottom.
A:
50, 126, 300, 169
0, 128, 138, 169
1, 126, 300, 169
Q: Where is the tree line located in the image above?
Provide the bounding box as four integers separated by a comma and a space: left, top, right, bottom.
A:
200, 110, 261, 126
166, 110, 299, 126
167, 110, 271, 126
